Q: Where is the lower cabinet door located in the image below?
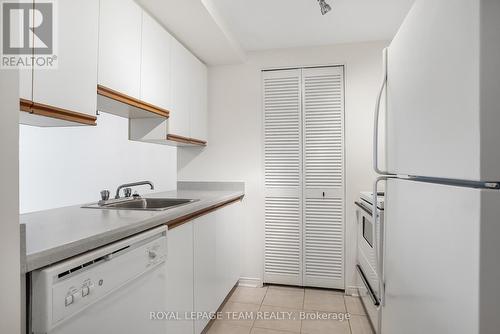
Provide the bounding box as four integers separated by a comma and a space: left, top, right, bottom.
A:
166, 223, 194, 334
193, 213, 217, 334
215, 202, 241, 305
227, 202, 242, 289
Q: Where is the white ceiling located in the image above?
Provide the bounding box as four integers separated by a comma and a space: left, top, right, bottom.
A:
135, 0, 415, 65
211, 0, 415, 51
137, 0, 246, 65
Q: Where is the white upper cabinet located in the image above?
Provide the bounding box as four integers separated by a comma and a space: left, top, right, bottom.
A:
19, 0, 99, 126
98, 0, 142, 99
170, 38, 192, 138
126, 7, 207, 145
170, 38, 208, 143
140, 12, 172, 111
18, 12, 33, 102
19, 69, 32, 102
32, 0, 99, 118
190, 58, 208, 142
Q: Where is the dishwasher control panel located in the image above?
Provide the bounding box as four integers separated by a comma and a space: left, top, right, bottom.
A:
61, 278, 96, 307
31, 226, 167, 333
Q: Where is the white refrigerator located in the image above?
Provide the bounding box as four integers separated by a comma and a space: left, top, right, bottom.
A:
374, 0, 500, 333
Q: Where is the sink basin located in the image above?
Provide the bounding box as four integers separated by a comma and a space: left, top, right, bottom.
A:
82, 198, 198, 211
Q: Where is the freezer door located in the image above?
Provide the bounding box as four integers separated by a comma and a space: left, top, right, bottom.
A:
384, 179, 483, 334
385, 0, 500, 181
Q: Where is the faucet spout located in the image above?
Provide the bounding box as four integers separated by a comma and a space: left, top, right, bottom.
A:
115, 181, 155, 199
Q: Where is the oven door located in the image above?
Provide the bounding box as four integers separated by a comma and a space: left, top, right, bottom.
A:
356, 202, 381, 299
355, 202, 382, 332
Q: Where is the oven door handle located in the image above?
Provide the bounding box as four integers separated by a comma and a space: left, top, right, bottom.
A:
355, 201, 372, 217
356, 265, 380, 306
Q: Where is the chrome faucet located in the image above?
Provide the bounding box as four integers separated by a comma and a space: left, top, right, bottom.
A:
115, 181, 154, 199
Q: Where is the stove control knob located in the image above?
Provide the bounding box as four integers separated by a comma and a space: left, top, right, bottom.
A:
148, 250, 157, 260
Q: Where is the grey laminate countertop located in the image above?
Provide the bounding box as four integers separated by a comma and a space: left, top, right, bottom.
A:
20, 182, 244, 273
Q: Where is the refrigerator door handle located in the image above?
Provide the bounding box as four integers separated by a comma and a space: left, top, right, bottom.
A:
373, 48, 395, 176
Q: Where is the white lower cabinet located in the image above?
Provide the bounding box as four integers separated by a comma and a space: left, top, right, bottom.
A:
215, 202, 241, 306
194, 204, 241, 333
193, 212, 218, 333
165, 223, 194, 334
166, 201, 241, 334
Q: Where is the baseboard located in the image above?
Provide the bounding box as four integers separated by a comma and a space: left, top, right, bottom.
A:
201, 283, 238, 334
345, 285, 360, 296
238, 277, 263, 288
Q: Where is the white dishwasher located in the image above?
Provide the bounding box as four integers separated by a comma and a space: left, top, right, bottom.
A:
31, 226, 168, 334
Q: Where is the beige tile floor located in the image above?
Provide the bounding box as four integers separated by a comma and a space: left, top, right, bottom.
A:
207, 285, 374, 334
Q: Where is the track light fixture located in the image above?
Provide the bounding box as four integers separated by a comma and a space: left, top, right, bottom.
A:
317, 0, 332, 15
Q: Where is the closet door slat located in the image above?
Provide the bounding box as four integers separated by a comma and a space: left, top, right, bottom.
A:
263, 69, 303, 285
303, 66, 345, 289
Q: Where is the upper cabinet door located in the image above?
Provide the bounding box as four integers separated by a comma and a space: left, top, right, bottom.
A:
19, 4, 33, 102
98, 0, 142, 99
190, 58, 208, 142
140, 12, 172, 111
32, 0, 99, 118
170, 38, 192, 138
19, 69, 32, 102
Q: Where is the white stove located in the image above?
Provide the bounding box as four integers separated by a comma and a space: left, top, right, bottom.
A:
354, 191, 385, 333
360, 191, 385, 210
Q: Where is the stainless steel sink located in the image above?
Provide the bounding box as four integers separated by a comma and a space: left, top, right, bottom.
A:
82, 198, 198, 211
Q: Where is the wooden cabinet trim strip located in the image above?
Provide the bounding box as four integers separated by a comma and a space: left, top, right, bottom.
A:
97, 84, 170, 118
20, 98, 32, 113
167, 133, 192, 144
167, 133, 208, 146
167, 195, 243, 230
188, 137, 208, 146
19, 99, 97, 126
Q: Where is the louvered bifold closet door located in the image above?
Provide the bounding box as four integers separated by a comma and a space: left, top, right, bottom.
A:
302, 66, 345, 289
263, 69, 303, 286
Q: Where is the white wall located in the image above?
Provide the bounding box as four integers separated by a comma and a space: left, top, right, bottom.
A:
20, 112, 177, 213
178, 41, 387, 290
0, 71, 21, 333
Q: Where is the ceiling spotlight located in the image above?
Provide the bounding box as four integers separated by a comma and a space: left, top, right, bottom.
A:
318, 0, 332, 15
